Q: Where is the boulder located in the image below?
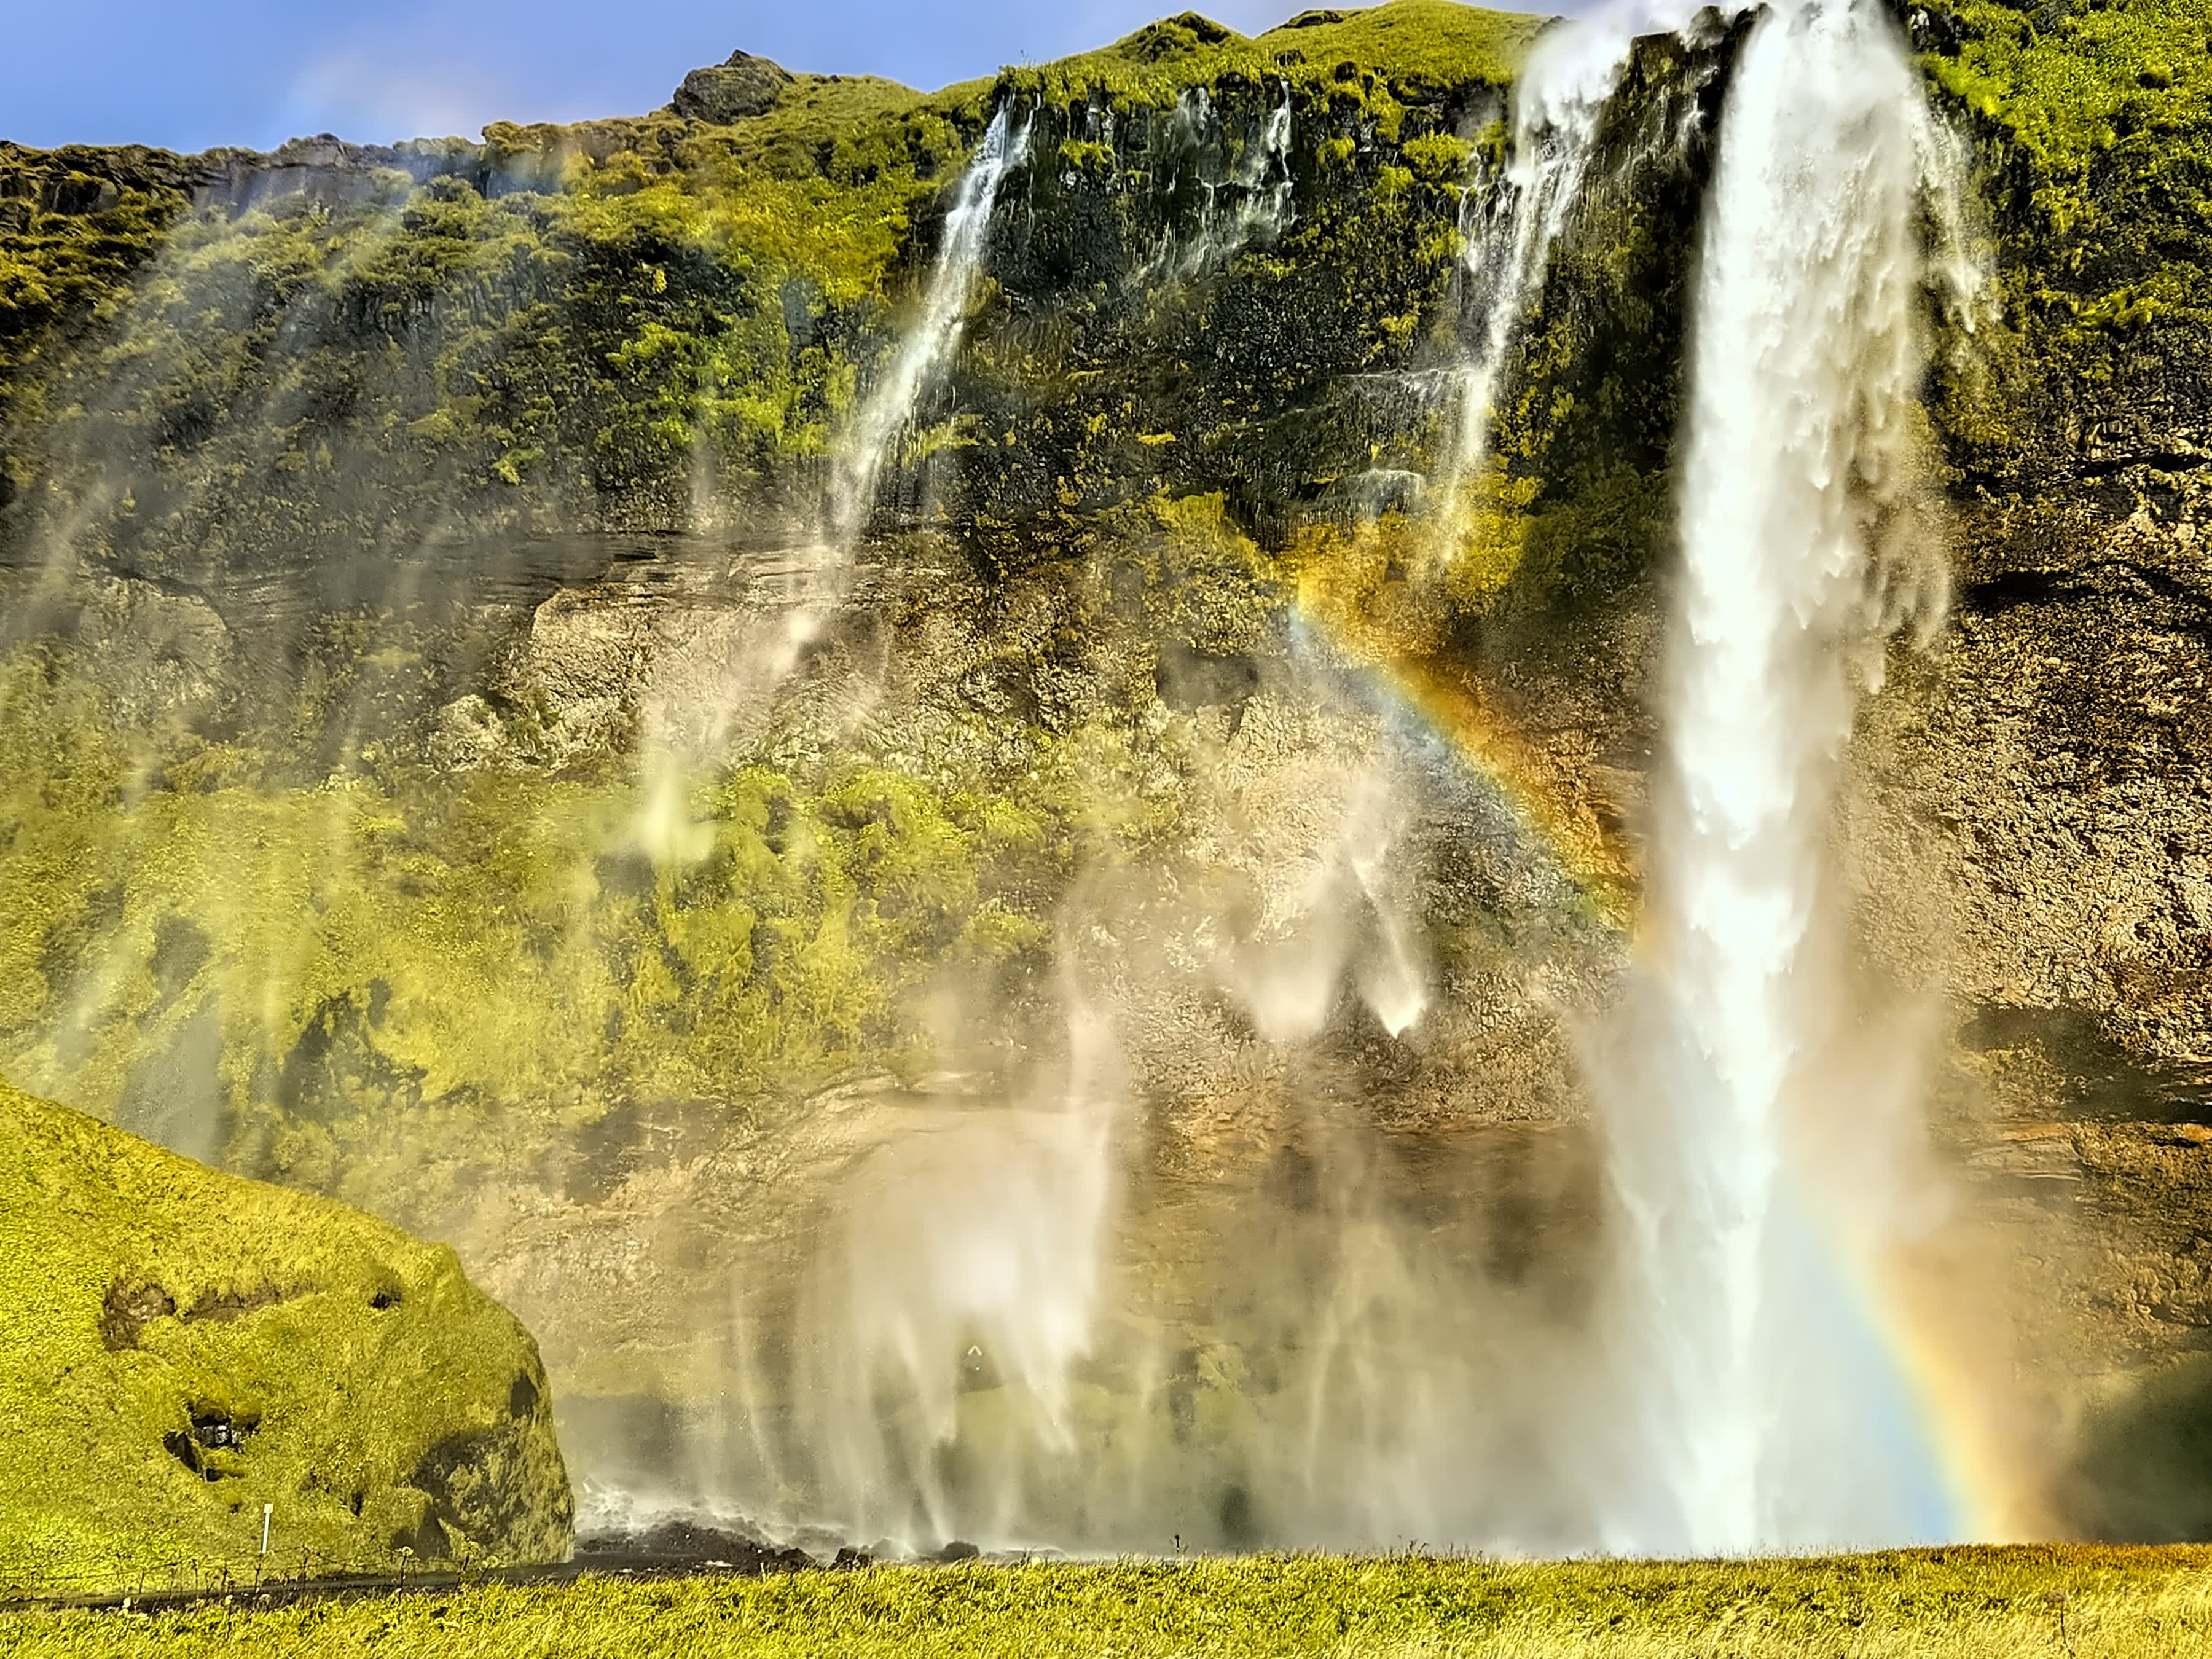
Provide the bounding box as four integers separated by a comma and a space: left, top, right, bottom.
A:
670, 51, 795, 126
0, 1081, 573, 1587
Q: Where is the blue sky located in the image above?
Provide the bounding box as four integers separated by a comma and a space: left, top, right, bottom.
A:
4, 2, 1563, 155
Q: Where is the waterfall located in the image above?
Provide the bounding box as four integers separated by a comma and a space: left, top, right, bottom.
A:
1435, 26, 1630, 527
1215, 81, 1295, 259
1145, 82, 1296, 284
1593, 0, 1983, 1553
833, 103, 1029, 543
629, 108, 1029, 986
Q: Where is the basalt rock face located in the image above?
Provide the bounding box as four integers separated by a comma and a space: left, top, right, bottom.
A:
2, 0, 2212, 1542
1854, 483, 2212, 1070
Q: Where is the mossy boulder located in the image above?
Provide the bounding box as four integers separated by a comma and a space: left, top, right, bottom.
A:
0, 1080, 572, 1587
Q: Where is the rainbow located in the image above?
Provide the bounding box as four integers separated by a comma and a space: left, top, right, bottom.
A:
1287, 565, 1637, 931
1288, 566, 2044, 1548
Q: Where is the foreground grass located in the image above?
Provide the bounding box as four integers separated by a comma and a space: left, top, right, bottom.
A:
7, 1549, 2211, 1657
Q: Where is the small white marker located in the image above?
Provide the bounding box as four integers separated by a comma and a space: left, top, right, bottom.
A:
261, 1504, 273, 1556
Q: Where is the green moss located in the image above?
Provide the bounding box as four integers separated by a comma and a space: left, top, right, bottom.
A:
1002, 1, 1542, 112
1916, 0, 2212, 480
0, 639, 1118, 1209
1398, 128, 1473, 183
0, 1080, 571, 1588
1258, 0, 1544, 91
0, 4, 1562, 578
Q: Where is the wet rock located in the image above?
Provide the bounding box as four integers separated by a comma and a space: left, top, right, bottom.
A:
69, 575, 237, 728
576, 1518, 812, 1573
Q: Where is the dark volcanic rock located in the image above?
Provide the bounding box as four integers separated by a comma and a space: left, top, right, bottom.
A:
670, 52, 795, 125
578, 1518, 812, 1573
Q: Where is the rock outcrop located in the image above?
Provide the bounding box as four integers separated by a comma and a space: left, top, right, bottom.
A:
669, 50, 796, 125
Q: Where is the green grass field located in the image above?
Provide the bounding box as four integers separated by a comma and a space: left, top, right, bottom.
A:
6, 1549, 2210, 1657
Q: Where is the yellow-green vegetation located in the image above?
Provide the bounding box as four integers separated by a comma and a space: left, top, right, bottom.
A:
0, 626, 1196, 1209
0, 6, 1561, 584
1011, 3, 1543, 117
0, 1080, 571, 1593
9, 1550, 2212, 1655
12, 0, 2184, 1209
3, 105, 970, 555
4, 2, 2203, 601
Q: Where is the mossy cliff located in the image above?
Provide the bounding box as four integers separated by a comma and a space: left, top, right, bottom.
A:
0, 1080, 571, 1586
1, 0, 2211, 1539
2, 3, 2205, 551
1915, 0, 2212, 483
0, 6, 1563, 568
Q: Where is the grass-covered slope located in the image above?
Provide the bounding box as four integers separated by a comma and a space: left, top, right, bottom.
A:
8, 1550, 2212, 1655
1014, 2, 1542, 104
0, 1080, 572, 1590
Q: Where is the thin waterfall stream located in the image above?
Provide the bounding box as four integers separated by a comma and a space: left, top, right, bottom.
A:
834, 102, 1031, 544
1437, 25, 1631, 526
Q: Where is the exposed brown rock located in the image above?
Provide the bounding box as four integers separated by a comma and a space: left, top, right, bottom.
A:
669, 51, 795, 126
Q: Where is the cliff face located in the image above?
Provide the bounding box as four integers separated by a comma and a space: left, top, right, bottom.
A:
2, 0, 2211, 1543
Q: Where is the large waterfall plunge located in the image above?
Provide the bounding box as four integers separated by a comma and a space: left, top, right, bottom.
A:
1592, 0, 1980, 1553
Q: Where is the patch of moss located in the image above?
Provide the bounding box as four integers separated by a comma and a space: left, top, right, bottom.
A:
0, 635, 1134, 1210
1005, 1, 1542, 113
0, 1079, 571, 1589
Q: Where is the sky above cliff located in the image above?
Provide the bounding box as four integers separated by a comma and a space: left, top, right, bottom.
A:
5, 1, 1575, 154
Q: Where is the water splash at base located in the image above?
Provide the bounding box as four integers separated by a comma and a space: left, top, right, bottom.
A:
1590, 0, 1986, 1553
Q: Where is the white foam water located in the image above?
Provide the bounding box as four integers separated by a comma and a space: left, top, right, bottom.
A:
1142, 82, 1296, 285
1435, 23, 1633, 523
1591, 0, 1985, 1553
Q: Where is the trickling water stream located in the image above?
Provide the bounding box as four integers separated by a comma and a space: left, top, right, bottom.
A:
1139, 82, 1297, 286
834, 103, 1030, 544
632, 106, 1035, 866
1435, 24, 1631, 525
603, 0, 1993, 1558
